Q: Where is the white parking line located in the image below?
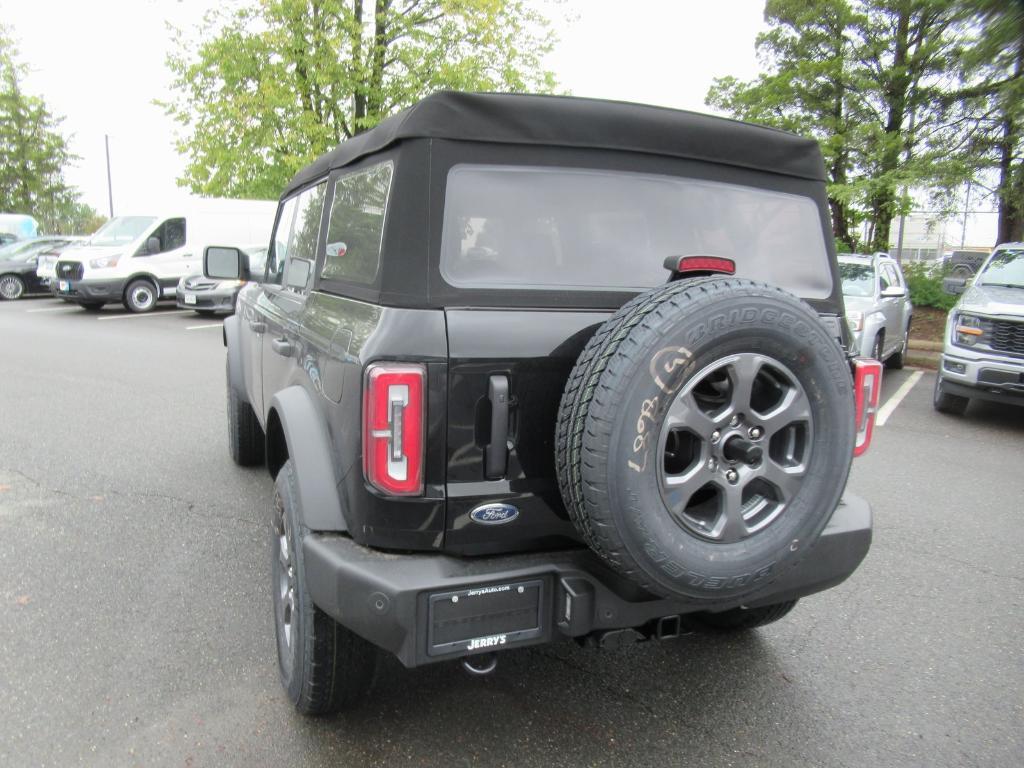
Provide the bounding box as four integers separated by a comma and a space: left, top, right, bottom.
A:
25, 306, 77, 313
185, 323, 222, 331
97, 310, 193, 321
876, 370, 924, 426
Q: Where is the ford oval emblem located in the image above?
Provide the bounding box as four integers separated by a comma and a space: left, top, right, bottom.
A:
470, 503, 519, 525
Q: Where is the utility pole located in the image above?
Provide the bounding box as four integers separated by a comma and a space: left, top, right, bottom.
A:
894, 109, 917, 265
960, 180, 972, 249
105, 134, 114, 218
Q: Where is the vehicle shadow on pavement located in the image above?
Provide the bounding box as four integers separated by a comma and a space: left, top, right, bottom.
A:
309, 631, 803, 765
959, 400, 1024, 431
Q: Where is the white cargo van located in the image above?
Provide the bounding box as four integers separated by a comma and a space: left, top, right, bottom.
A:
51, 199, 276, 312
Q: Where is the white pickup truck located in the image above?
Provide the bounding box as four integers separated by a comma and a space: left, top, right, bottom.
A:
935, 242, 1024, 414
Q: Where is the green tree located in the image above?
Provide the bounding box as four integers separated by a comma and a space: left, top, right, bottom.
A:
163, 0, 559, 199
0, 24, 83, 233
952, 1, 1024, 243
707, 1, 976, 253
707, 0, 861, 250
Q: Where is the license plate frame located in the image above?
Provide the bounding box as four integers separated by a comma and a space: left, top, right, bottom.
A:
184, 294, 197, 305
426, 578, 545, 657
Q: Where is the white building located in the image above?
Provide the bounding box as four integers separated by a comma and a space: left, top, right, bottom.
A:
885, 210, 998, 262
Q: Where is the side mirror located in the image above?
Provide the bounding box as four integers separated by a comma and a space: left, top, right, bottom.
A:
284, 258, 312, 290
146, 236, 161, 255
943, 276, 968, 295
880, 285, 905, 298
204, 246, 249, 281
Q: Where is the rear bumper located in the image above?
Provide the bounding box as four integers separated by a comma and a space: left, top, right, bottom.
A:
305, 492, 871, 668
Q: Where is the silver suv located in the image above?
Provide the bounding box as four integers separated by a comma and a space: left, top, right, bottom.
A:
839, 253, 913, 368
935, 243, 1024, 415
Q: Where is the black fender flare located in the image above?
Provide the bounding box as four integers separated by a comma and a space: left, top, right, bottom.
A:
223, 314, 244, 395
268, 386, 347, 532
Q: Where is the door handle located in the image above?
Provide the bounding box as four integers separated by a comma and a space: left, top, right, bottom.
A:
271, 337, 295, 357
249, 321, 266, 333
485, 375, 510, 479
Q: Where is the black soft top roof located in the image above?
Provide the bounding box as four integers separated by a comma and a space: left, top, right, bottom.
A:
283, 91, 826, 197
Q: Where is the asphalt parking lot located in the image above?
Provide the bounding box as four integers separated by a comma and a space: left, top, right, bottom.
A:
1, 296, 1022, 768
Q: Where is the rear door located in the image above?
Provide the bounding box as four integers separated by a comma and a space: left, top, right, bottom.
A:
444, 310, 601, 555
260, 182, 327, 410
878, 261, 904, 357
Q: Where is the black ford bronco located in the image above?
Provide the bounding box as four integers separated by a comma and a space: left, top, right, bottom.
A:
205, 92, 881, 715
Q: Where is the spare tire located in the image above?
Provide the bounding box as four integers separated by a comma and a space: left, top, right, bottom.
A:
555, 277, 854, 601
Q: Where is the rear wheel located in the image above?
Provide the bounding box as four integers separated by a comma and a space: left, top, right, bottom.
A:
556, 278, 855, 601
0, 274, 25, 300
688, 600, 798, 633
123, 278, 157, 313
273, 460, 378, 715
933, 374, 969, 416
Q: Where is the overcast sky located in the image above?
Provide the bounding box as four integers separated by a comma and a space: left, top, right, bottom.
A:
2, 0, 996, 244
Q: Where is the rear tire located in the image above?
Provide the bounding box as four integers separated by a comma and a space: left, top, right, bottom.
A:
123, 278, 158, 313
933, 374, 969, 416
227, 363, 265, 466
273, 460, 378, 715
688, 600, 797, 633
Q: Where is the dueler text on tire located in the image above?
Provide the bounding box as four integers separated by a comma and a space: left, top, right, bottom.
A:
273, 460, 378, 715
556, 278, 855, 601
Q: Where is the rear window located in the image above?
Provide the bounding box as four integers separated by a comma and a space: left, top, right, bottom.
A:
321, 161, 394, 284
440, 165, 832, 298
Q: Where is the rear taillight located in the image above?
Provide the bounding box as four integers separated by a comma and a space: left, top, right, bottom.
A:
852, 358, 883, 457
363, 363, 425, 496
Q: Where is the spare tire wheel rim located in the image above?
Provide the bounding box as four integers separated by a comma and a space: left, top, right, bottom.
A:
657, 352, 813, 543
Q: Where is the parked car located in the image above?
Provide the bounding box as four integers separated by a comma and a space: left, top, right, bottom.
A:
838, 252, 913, 368
176, 245, 267, 316
203, 92, 880, 715
934, 242, 1024, 415
0, 237, 83, 300
51, 199, 275, 312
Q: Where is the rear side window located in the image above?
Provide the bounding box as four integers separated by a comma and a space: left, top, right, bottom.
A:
321, 161, 394, 284
439, 165, 833, 298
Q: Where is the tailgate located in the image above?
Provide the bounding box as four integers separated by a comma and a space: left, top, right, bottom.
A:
444, 308, 611, 555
